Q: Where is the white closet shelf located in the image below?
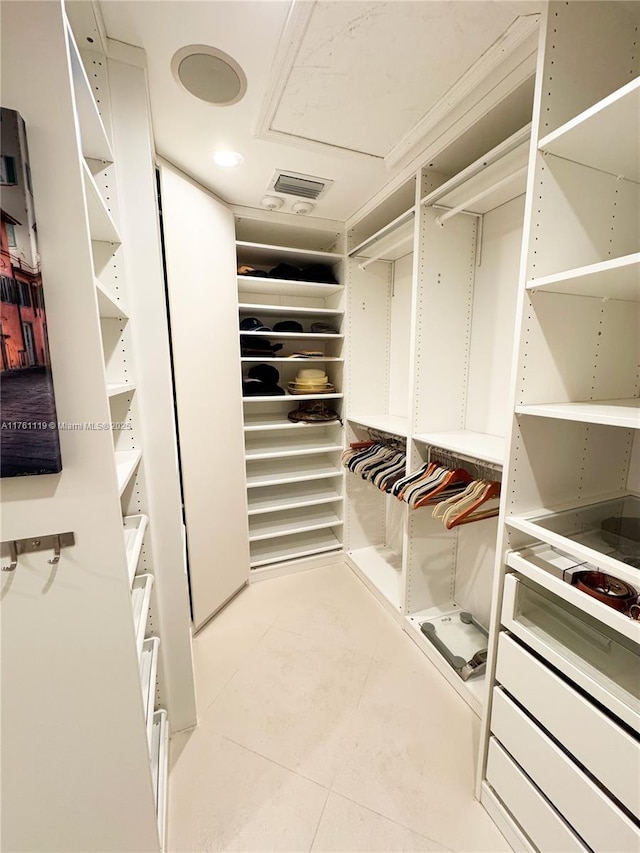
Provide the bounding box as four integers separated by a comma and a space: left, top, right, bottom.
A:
248, 509, 343, 542
516, 398, 640, 429
236, 240, 342, 267
239, 302, 343, 317
405, 605, 487, 716
237, 276, 343, 298
240, 330, 344, 340
421, 129, 530, 215
139, 637, 159, 749
246, 460, 342, 489
413, 430, 505, 465
505, 549, 640, 645
248, 481, 343, 516
245, 440, 343, 461
131, 573, 154, 661
66, 23, 113, 162
150, 710, 169, 850
95, 279, 129, 319
241, 357, 344, 363
347, 414, 409, 437
349, 210, 415, 262
249, 528, 342, 568
244, 414, 324, 431
538, 77, 640, 182
82, 160, 121, 244
115, 449, 142, 496
123, 513, 148, 586
526, 254, 640, 301
243, 393, 343, 403
107, 382, 135, 398
346, 545, 403, 611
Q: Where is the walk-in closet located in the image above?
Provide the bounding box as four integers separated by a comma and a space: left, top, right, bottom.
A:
2, 1, 638, 851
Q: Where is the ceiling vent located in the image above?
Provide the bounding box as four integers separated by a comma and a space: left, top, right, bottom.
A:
268, 170, 333, 201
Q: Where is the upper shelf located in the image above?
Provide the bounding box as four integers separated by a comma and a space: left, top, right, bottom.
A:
413, 430, 506, 466
527, 254, 640, 302
66, 23, 113, 162
421, 125, 531, 216
236, 241, 341, 268
516, 398, 640, 429
538, 77, 640, 182
237, 276, 343, 298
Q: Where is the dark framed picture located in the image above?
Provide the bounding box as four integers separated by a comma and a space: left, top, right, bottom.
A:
1, 107, 62, 477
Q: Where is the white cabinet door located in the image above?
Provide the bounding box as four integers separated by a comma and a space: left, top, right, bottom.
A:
159, 163, 249, 629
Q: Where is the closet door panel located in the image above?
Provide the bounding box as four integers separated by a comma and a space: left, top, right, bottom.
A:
159, 164, 249, 630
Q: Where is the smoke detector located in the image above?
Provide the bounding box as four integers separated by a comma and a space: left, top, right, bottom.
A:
292, 201, 315, 215
268, 170, 332, 201
261, 195, 284, 210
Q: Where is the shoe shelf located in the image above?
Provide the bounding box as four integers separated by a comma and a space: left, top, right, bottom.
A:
237, 276, 343, 298
406, 603, 488, 716
236, 240, 342, 267
139, 637, 159, 749
82, 160, 121, 244
116, 449, 142, 497
239, 302, 343, 317
66, 22, 113, 162
347, 414, 409, 438
131, 573, 154, 661
247, 481, 343, 515
249, 528, 342, 569
244, 414, 323, 431
248, 505, 343, 542
123, 514, 148, 586
240, 330, 344, 341
346, 545, 404, 612
526, 253, 640, 301
538, 76, 640, 182
412, 430, 506, 466
150, 709, 169, 851
515, 398, 640, 429
244, 432, 343, 460
245, 455, 342, 489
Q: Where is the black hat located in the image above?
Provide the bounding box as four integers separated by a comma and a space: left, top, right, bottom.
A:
240, 317, 272, 332
273, 320, 304, 333
240, 336, 283, 356
248, 363, 280, 384
310, 321, 339, 334
242, 363, 285, 396
268, 263, 302, 281
299, 264, 338, 284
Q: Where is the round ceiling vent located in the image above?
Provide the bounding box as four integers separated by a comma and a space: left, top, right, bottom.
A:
171, 45, 247, 106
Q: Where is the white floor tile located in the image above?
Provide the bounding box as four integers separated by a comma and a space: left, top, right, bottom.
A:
202, 624, 372, 787
311, 793, 451, 852
168, 729, 327, 852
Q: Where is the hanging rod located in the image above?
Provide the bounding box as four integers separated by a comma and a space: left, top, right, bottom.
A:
431, 166, 528, 227
358, 231, 414, 271
348, 208, 414, 259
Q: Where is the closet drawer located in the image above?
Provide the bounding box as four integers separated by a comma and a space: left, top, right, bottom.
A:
496, 632, 640, 819
486, 737, 586, 853
491, 687, 640, 852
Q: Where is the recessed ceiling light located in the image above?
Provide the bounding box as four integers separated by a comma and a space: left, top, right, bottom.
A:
213, 151, 244, 168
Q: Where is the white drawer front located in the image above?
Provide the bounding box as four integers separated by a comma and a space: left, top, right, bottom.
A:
492, 687, 640, 853
496, 632, 640, 819
486, 738, 586, 853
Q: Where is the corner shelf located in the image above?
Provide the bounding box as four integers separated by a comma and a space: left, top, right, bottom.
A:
131, 573, 154, 660
413, 430, 505, 465
516, 398, 640, 429
538, 77, 640, 182
66, 23, 113, 161
526, 254, 640, 301
123, 513, 149, 586
116, 449, 142, 496
82, 160, 121, 243
348, 414, 409, 437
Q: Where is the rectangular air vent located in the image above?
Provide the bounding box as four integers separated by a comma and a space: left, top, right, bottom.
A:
269, 170, 333, 201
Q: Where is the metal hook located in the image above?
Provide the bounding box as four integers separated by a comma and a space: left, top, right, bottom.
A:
2, 542, 18, 572
47, 540, 61, 565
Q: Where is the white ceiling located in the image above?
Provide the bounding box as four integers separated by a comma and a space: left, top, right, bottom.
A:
98, 0, 541, 224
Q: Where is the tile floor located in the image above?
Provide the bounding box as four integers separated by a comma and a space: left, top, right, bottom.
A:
167, 561, 510, 853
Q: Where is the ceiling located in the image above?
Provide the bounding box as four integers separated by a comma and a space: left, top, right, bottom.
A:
98, 0, 542, 225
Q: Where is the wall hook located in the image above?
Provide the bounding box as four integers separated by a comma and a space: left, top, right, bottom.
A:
1, 532, 75, 571
48, 541, 61, 565
1, 542, 18, 572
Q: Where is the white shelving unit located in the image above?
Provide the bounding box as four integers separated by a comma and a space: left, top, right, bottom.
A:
150, 710, 169, 850
131, 573, 154, 659
236, 235, 345, 571
139, 637, 160, 747
413, 431, 506, 466
123, 513, 148, 586
478, 5, 640, 850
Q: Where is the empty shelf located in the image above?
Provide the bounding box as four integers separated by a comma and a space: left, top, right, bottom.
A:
538, 77, 640, 182
348, 414, 408, 437
131, 573, 154, 661
516, 399, 640, 429
123, 513, 148, 586
150, 710, 169, 849
82, 160, 120, 243
244, 414, 322, 431
248, 506, 343, 542
139, 637, 159, 749
245, 432, 342, 460
413, 430, 505, 465
116, 449, 142, 496
107, 382, 135, 398
67, 25, 113, 161
95, 279, 128, 319
237, 277, 343, 298
247, 482, 343, 515
346, 545, 403, 611
239, 303, 343, 317
250, 528, 342, 568
527, 254, 640, 301
245, 456, 342, 488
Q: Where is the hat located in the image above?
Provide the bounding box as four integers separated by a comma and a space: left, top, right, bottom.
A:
288, 367, 334, 395
273, 320, 304, 333
268, 263, 302, 281
240, 317, 272, 332
237, 265, 268, 277
288, 400, 342, 424
298, 264, 338, 284
242, 363, 285, 396
240, 336, 283, 356
311, 321, 339, 334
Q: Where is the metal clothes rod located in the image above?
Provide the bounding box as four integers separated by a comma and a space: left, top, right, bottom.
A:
348, 208, 414, 259
358, 232, 414, 271
432, 166, 528, 227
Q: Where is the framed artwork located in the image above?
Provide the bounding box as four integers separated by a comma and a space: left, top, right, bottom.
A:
1, 107, 62, 476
